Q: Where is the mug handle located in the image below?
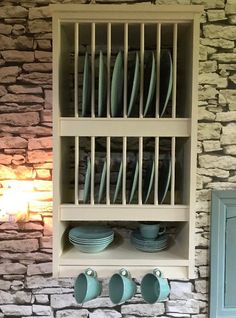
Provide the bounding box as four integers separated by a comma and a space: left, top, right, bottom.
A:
119, 268, 131, 278
153, 268, 163, 278
85, 268, 97, 278
158, 226, 166, 236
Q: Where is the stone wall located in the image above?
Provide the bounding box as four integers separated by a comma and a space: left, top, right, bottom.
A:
0, 0, 236, 317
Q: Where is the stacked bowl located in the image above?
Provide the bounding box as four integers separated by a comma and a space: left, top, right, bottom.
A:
69, 225, 114, 253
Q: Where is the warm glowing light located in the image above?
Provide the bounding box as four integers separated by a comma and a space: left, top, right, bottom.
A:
0, 181, 34, 222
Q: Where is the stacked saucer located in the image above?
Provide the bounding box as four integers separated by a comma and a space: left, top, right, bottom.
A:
69, 225, 114, 253
130, 229, 168, 253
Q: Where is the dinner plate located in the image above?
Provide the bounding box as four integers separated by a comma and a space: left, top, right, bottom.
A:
82, 52, 91, 117
98, 160, 107, 203
158, 156, 171, 204
143, 160, 154, 204
83, 157, 91, 203
111, 51, 123, 117
143, 52, 156, 117
113, 161, 123, 204
127, 52, 139, 117
98, 51, 107, 117
159, 50, 172, 117
129, 159, 139, 204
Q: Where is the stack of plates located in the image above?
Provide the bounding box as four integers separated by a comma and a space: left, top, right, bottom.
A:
130, 229, 169, 253
69, 225, 114, 253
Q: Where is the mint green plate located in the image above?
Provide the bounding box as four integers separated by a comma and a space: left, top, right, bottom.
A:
98, 160, 107, 203
129, 160, 139, 204
127, 52, 139, 117
111, 51, 123, 117
83, 157, 91, 203
143, 160, 154, 204
160, 50, 172, 117
158, 157, 171, 204
113, 161, 123, 204
143, 52, 156, 117
98, 51, 107, 117
82, 52, 91, 117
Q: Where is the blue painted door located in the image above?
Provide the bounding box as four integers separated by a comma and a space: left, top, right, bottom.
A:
225, 207, 236, 308
210, 191, 236, 318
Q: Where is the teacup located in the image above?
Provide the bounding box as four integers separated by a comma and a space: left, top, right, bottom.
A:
74, 268, 102, 303
139, 222, 166, 240
141, 268, 170, 303
109, 269, 137, 304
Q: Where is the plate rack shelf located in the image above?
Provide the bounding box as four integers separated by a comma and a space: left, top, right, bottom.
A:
52, 4, 202, 279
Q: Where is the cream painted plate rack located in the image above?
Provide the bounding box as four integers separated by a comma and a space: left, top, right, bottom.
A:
51, 4, 202, 279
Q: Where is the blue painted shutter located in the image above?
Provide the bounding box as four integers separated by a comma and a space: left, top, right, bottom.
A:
225, 207, 236, 308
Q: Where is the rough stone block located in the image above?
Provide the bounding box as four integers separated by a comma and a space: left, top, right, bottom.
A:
0, 263, 26, 275
35, 51, 52, 62
40, 236, 52, 249
0, 66, 21, 83
121, 303, 165, 316
15, 291, 32, 304
8, 85, 42, 94
198, 108, 215, 121
50, 294, 78, 310
0, 24, 12, 35
0, 154, 12, 164
199, 154, 236, 170
191, 0, 224, 9
0, 112, 40, 126
2, 50, 34, 63
35, 294, 49, 304
197, 168, 229, 178
216, 111, 236, 122
202, 140, 222, 152
198, 86, 218, 101
224, 145, 236, 155
199, 60, 217, 73
206, 182, 236, 189
27, 150, 52, 163
207, 9, 226, 21
29, 6, 51, 19
23, 63, 52, 73
89, 309, 122, 318
32, 305, 53, 316
1, 6, 28, 18
198, 72, 227, 88
18, 72, 52, 85
0, 239, 39, 253
210, 53, 236, 63
29, 20, 52, 33
195, 280, 208, 294
166, 299, 200, 314
169, 282, 193, 300
0, 290, 14, 304
56, 309, 89, 318
28, 137, 52, 150
45, 90, 52, 109
0, 280, 11, 291
0, 305, 32, 316
198, 123, 221, 140
201, 38, 234, 49
203, 25, 236, 40
225, 0, 236, 14
27, 262, 52, 276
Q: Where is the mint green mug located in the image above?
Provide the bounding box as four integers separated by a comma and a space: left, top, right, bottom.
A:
139, 222, 166, 240
74, 268, 102, 303
141, 269, 170, 303
109, 269, 137, 304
